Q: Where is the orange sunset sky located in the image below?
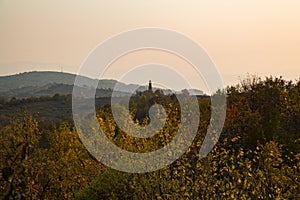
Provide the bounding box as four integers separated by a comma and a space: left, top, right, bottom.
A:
0, 0, 299, 91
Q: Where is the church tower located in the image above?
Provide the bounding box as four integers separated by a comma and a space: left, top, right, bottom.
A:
148, 80, 152, 91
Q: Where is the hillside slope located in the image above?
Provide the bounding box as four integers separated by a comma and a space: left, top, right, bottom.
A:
0, 71, 148, 98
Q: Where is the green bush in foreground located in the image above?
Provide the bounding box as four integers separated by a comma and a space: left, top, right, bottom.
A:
75, 138, 300, 199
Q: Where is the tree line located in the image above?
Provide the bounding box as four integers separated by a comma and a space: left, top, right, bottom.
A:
0, 76, 299, 199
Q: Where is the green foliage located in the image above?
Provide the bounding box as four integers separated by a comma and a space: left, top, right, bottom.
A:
0, 112, 103, 199
0, 111, 40, 199
75, 138, 300, 199
76, 76, 300, 199
0, 76, 299, 199
226, 76, 300, 151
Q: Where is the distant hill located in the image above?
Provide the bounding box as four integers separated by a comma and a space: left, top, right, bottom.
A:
0, 83, 134, 99
0, 71, 206, 127
0, 71, 77, 92
0, 71, 133, 91
0, 71, 205, 99
0, 71, 148, 99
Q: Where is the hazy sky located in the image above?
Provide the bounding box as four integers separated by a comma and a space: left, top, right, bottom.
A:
0, 0, 299, 91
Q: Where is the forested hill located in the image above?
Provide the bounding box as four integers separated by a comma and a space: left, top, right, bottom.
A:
0, 71, 204, 99
0, 71, 114, 91
0, 71, 146, 98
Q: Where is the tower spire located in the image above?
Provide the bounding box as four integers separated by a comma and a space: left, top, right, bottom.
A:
148, 80, 152, 91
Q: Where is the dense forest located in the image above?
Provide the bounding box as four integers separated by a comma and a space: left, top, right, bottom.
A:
0, 76, 299, 199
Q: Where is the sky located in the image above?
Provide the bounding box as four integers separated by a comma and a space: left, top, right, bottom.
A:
0, 0, 299, 92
